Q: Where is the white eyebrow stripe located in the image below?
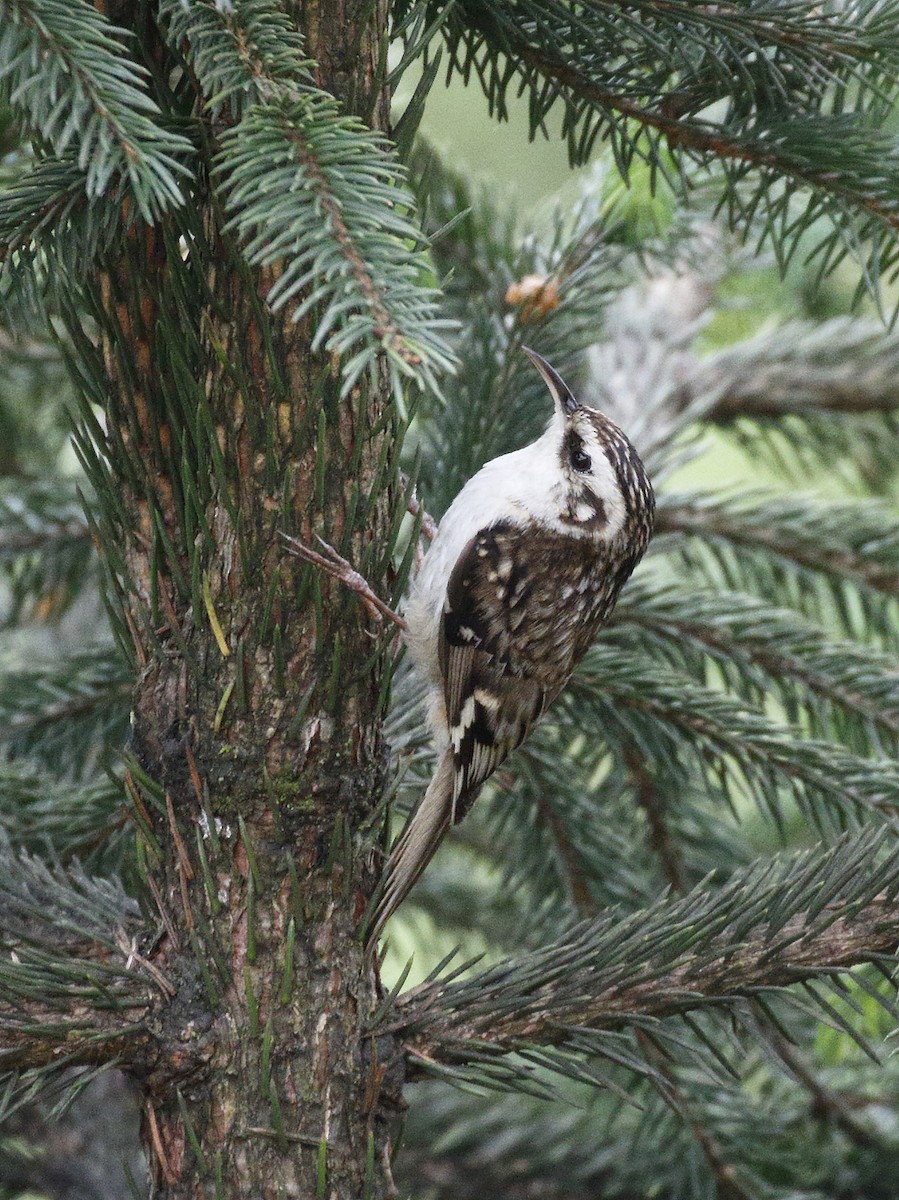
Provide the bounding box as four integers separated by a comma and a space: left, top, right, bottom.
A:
575, 424, 604, 459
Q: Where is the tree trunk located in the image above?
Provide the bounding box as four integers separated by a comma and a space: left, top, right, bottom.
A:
82, 2, 401, 1195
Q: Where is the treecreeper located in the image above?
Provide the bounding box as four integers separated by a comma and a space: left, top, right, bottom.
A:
369, 348, 655, 942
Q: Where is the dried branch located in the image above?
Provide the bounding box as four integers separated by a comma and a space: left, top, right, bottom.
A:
694, 320, 899, 424
586, 285, 899, 472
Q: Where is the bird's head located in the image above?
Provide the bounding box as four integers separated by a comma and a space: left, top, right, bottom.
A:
521, 346, 655, 555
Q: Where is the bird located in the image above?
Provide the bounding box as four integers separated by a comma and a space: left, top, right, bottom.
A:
368, 346, 655, 944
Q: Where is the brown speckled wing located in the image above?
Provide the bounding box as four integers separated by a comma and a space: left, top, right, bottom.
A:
438, 522, 550, 820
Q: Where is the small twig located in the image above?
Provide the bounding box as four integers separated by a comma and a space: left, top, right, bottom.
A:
238, 1126, 326, 1148
117, 931, 177, 999
166, 792, 195, 932
636, 1031, 759, 1200
146, 1100, 178, 1187
281, 533, 407, 630
763, 1025, 881, 1151
400, 473, 438, 543
624, 744, 684, 893
144, 870, 180, 953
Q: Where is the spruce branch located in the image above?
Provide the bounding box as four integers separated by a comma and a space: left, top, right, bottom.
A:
0, 837, 159, 1075
623, 740, 684, 894
159, 0, 456, 400
759, 1023, 883, 1153
609, 716, 889, 1160
441, 0, 899, 178
159, 0, 309, 119
423, 0, 899, 301
394, 1053, 899, 1200
0, 646, 130, 776
0, 765, 128, 870
505, 49, 899, 232
610, 583, 899, 747
0, 159, 86, 265
633, 1042, 759, 1200
0, 484, 88, 556
0, 1069, 143, 1192
396, 1152, 595, 1200
481, 738, 658, 926
569, 642, 899, 833
585, 287, 899, 481
655, 490, 899, 600
0, 157, 129, 304
530, 784, 596, 917
684, 318, 899, 485
0, 479, 94, 624
0, 0, 191, 220
620, 313, 899, 484
0, 329, 59, 362
432, 0, 899, 117
389, 830, 899, 1072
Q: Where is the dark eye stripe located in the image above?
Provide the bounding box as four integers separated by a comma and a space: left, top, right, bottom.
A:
563, 430, 592, 474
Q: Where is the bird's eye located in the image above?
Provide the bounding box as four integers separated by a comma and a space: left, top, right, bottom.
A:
570, 446, 592, 473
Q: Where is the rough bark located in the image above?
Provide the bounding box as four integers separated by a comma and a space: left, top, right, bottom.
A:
79, 2, 401, 1196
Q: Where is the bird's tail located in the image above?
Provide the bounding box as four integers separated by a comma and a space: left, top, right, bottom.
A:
366, 749, 455, 948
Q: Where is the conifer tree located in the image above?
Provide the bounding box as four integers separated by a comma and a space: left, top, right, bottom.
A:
2, 2, 899, 1197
